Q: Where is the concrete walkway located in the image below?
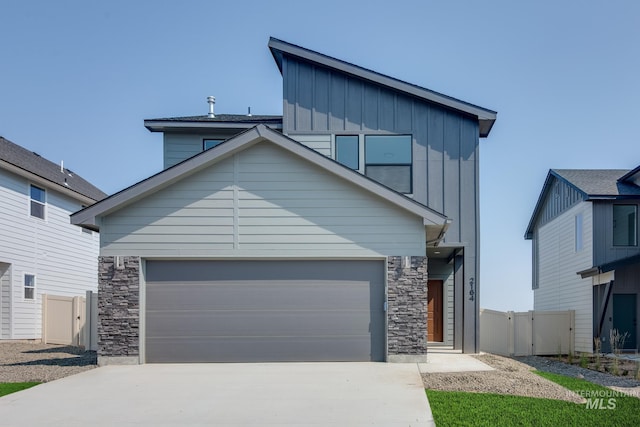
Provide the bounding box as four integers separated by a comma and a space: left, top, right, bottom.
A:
419, 351, 494, 373
0, 363, 435, 426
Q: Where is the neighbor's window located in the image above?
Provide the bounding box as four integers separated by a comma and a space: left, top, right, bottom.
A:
30, 185, 46, 219
613, 205, 637, 246
203, 139, 224, 150
575, 213, 583, 252
335, 135, 359, 170
364, 135, 412, 193
24, 274, 35, 300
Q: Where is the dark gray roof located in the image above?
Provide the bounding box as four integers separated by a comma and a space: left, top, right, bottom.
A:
144, 114, 283, 132
268, 37, 497, 137
552, 169, 640, 197
0, 136, 106, 202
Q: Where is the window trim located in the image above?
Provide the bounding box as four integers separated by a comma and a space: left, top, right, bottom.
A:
29, 184, 46, 220
612, 204, 638, 247
24, 273, 36, 301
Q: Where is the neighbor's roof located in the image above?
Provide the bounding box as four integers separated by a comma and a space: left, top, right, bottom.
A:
268, 37, 497, 137
144, 114, 283, 132
71, 124, 448, 232
525, 168, 640, 239
0, 136, 106, 203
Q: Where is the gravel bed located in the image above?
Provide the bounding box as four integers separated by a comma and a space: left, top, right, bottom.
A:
0, 341, 97, 383
423, 353, 583, 402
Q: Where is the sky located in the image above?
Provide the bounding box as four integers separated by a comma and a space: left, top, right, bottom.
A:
1, 1, 639, 311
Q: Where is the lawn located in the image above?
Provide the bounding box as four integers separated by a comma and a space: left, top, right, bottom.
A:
0, 382, 40, 398
426, 372, 640, 427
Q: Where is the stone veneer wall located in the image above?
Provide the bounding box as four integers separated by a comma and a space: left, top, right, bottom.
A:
387, 256, 428, 357
98, 256, 140, 361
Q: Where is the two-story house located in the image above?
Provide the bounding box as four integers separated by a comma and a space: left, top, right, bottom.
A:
71, 38, 497, 364
0, 137, 105, 340
526, 168, 640, 353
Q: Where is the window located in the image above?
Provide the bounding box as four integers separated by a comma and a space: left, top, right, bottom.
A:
24, 274, 35, 300
335, 135, 359, 169
575, 213, 583, 252
203, 139, 224, 150
30, 185, 45, 219
364, 135, 412, 193
613, 205, 637, 246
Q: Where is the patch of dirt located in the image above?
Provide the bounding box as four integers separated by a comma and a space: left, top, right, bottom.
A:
0, 341, 97, 383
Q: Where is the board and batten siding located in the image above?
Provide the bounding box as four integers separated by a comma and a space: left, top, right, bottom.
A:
534, 202, 593, 353
592, 200, 640, 266
100, 142, 426, 258
0, 168, 100, 339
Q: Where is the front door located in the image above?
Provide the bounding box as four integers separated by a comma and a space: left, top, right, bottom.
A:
427, 280, 443, 342
613, 294, 637, 350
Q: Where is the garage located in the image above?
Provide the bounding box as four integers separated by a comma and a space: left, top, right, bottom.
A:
144, 260, 386, 363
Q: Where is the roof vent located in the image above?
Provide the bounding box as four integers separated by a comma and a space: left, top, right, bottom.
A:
247, 107, 252, 117
60, 160, 64, 173
207, 96, 215, 118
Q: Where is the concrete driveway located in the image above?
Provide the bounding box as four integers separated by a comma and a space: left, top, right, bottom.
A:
0, 362, 434, 426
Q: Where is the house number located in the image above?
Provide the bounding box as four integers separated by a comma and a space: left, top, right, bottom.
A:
469, 278, 475, 302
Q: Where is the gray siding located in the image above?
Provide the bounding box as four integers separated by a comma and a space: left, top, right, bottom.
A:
163, 131, 245, 169
282, 56, 481, 351
536, 177, 585, 228
593, 200, 640, 265
101, 142, 426, 258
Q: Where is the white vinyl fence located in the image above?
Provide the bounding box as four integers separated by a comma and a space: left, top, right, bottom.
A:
42, 291, 98, 350
480, 308, 575, 356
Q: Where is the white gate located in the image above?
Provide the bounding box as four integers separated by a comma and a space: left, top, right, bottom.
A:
480, 308, 575, 356
41, 291, 98, 350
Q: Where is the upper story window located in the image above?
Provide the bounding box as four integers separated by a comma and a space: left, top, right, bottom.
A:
30, 184, 46, 219
24, 274, 35, 300
335, 136, 359, 170
575, 213, 583, 252
203, 139, 224, 150
364, 135, 412, 194
613, 204, 637, 246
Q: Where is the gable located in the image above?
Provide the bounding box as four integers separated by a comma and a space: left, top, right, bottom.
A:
100, 141, 427, 257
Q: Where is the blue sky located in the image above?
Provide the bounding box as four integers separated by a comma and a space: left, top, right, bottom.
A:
1, 1, 638, 311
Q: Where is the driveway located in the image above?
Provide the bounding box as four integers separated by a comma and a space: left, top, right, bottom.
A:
0, 362, 434, 426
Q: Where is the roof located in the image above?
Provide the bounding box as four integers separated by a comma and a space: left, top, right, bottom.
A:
578, 252, 640, 278
525, 168, 640, 239
268, 37, 497, 137
552, 169, 640, 197
72, 125, 449, 235
0, 136, 106, 203
144, 114, 283, 132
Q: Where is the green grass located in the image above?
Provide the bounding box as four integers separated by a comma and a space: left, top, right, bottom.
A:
426, 372, 640, 427
0, 382, 40, 397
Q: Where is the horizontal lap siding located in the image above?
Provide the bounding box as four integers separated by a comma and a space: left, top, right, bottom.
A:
0, 169, 100, 339
534, 202, 593, 352
101, 142, 425, 257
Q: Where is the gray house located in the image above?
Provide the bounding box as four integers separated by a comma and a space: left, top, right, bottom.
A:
71, 38, 497, 364
526, 168, 640, 353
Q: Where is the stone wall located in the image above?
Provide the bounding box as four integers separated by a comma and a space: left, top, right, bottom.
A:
387, 256, 428, 358
98, 256, 140, 362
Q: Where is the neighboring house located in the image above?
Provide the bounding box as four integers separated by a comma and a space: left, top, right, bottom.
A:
0, 137, 106, 340
526, 168, 640, 353
71, 38, 497, 364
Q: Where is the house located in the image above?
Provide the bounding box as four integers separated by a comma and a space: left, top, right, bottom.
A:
71, 38, 497, 364
525, 168, 640, 353
0, 137, 106, 340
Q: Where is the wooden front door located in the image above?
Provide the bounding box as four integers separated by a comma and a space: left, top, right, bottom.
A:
427, 280, 443, 342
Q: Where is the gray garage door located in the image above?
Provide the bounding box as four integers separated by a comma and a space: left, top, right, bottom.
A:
145, 260, 385, 363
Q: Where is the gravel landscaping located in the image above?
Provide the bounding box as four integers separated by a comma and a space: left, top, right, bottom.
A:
0, 341, 97, 383
422, 353, 640, 402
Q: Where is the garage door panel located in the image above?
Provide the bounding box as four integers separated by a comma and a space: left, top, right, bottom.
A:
146, 281, 373, 311
146, 309, 373, 337
146, 336, 375, 363
145, 260, 385, 362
